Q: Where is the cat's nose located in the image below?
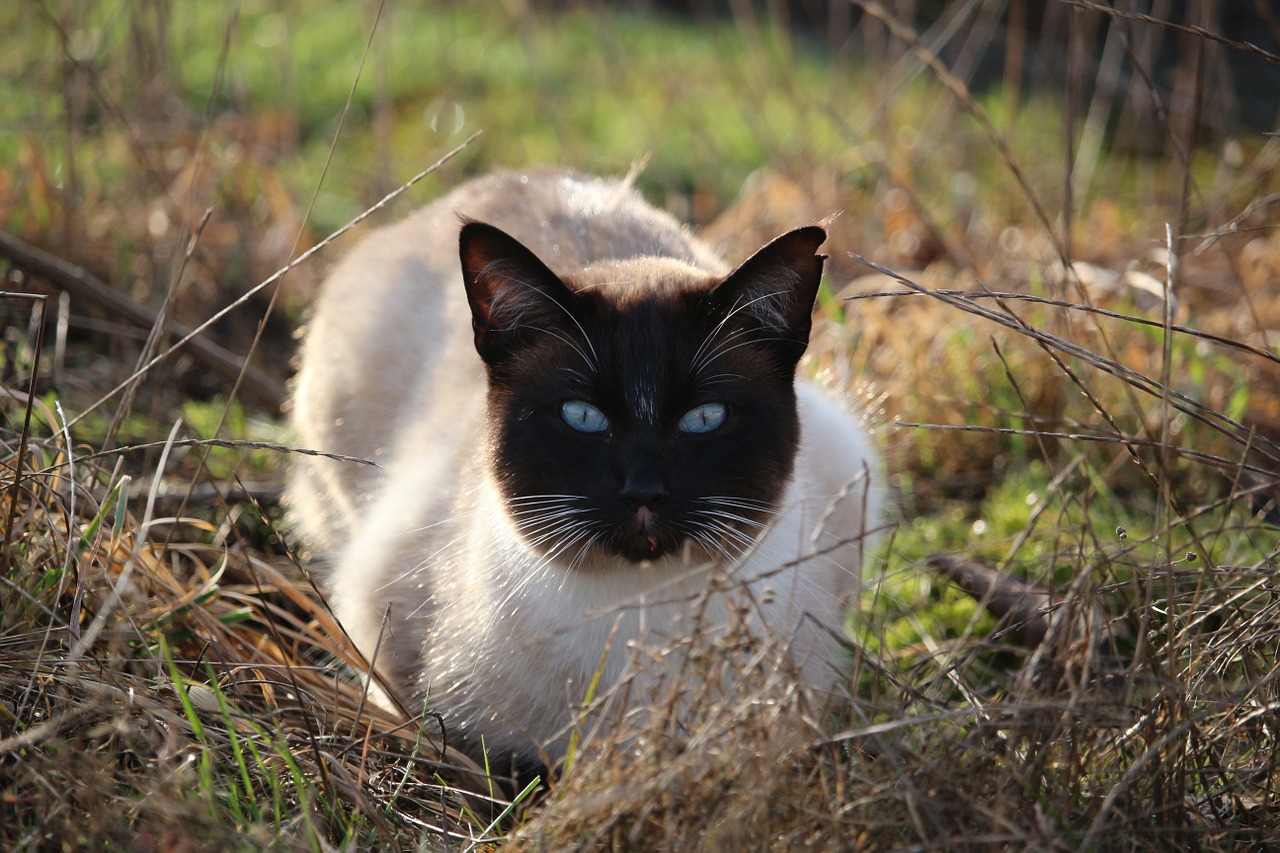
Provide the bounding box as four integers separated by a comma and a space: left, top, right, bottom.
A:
620, 483, 669, 511
619, 437, 668, 510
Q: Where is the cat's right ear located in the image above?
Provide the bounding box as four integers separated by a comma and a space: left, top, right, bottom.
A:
459, 221, 581, 366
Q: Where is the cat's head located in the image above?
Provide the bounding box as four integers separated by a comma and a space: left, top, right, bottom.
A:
460, 221, 826, 567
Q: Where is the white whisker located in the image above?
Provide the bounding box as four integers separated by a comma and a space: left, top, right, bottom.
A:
691, 326, 755, 375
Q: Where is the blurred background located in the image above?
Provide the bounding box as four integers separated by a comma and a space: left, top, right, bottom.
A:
2, 0, 1279, 555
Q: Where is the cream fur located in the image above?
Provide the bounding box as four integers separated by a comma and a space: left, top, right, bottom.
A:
287, 170, 883, 761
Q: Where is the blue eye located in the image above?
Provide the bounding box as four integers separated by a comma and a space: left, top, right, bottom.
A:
678, 402, 727, 434
561, 400, 609, 433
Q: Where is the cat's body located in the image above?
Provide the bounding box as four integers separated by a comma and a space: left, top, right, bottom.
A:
287, 169, 882, 772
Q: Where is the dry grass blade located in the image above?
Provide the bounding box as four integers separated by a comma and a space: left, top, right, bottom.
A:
0, 293, 45, 573
847, 287, 1280, 369
851, 0, 1068, 262
63, 131, 480, 431
0, 431, 498, 850
852, 255, 1280, 467
1062, 0, 1280, 65
0, 233, 288, 411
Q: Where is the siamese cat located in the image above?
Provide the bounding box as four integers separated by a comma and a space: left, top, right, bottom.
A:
287, 169, 882, 777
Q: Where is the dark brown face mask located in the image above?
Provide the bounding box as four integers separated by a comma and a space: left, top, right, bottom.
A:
460, 221, 826, 564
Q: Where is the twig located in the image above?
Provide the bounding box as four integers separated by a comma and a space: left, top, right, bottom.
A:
849, 1, 1068, 264
844, 287, 1280, 370
1059, 0, 1280, 66
64, 132, 480, 431
925, 554, 1125, 660
891, 422, 1276, 479
0, 232, 288, 411
42, 437, 379, 472
849, 257, 1280, 463
0, 293, 45, 572
1194, 192, 1280, 254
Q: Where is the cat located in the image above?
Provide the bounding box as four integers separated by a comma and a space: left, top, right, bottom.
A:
286, 168, 883, 778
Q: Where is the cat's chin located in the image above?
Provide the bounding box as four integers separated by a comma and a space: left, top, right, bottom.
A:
613, 535, 681, 564
565, 535, 718, 571
613, 510, 688, 563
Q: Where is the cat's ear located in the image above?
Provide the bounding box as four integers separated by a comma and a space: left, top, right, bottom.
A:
460, 221, 582, 366
710, 226, 827, 365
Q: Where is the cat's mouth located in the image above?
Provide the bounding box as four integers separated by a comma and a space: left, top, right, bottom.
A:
635, 506, 656, 535
614, 506, 679, 562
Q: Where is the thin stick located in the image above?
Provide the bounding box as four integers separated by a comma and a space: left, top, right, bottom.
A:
64, 132, 479, 431
1060, 0, 1280, 66
843, 288, 1280, 369
35, 437, 379, 473
1, 293, 46, 572
0, 232, 287, 411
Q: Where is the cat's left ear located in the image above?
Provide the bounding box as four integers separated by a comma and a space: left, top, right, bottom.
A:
710, 226, 827, 366
460, 221, 582, 367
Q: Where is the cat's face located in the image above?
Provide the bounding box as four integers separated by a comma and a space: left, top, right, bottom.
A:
461, 223, 826, 567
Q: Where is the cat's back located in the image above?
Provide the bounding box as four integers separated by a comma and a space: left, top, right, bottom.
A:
435, 168, 725, 272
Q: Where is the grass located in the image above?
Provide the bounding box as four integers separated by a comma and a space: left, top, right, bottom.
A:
3, 0, 1280, 848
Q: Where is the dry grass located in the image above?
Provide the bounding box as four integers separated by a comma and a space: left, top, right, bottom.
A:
4, 1, 1280, 849
0, 394, 506, 849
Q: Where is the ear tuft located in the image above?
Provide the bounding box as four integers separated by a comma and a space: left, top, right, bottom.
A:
459, 221, 580, 366
709, 226, 827, 365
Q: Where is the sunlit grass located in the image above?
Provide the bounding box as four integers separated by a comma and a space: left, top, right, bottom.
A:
3, 0, 1279, 848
